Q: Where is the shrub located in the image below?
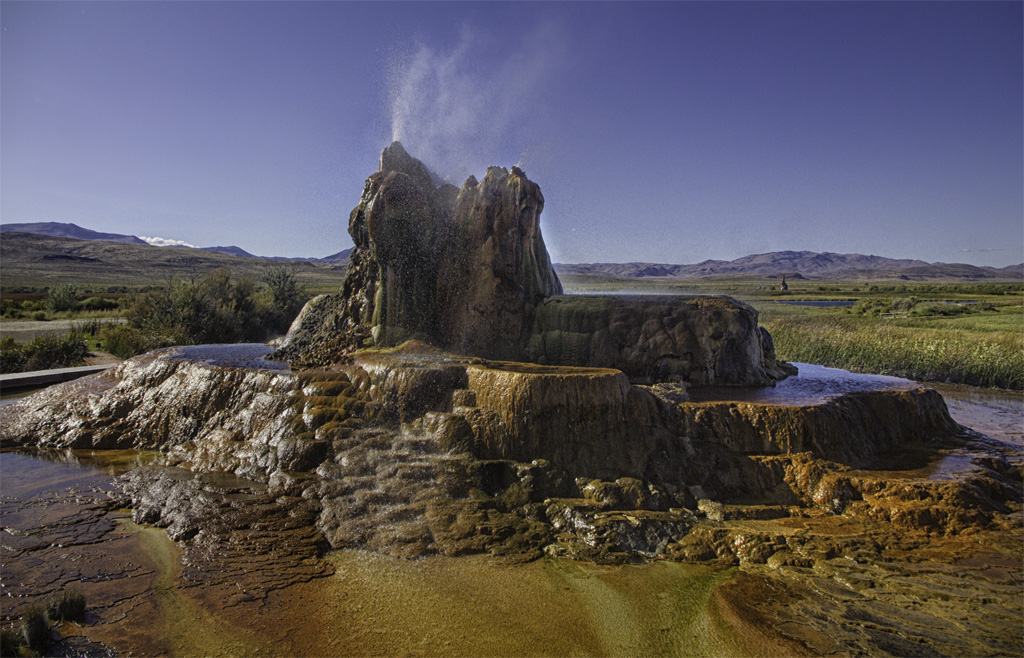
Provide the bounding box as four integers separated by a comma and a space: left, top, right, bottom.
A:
45, 591, 86, 623
1, 299, 22, 319
0, 626, 22, 657
0, 337, 27, 373
124, 266, 307, 346
891, 297, 919, 312
46, 282, 78, 313
0, 334, 89, 373
851, 299, 890, 316
31, 311, 47, 321
20, 606, 49, 654
911, 302, 978, 318
24, 335, 89, 371
261, 265, 305, 321
99, 324, 175, 359
79, 296, 119, 312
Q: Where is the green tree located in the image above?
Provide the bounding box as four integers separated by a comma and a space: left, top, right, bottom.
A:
46, 281, 78, 312
261, 265, 305, 332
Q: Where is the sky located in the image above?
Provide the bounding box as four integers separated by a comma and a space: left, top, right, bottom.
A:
1, 1, 1021, 267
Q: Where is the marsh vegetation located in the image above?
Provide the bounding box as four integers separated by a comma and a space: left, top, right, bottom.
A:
760, 304, 1023, 390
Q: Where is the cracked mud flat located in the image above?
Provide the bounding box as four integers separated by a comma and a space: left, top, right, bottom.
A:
1, 378, 1021, 656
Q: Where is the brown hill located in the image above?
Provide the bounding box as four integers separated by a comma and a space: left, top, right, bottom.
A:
0, 232, 348, 288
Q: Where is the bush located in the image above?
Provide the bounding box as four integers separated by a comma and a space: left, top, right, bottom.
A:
31, 311, 47, 321
261, 265, 305, 321
891, 297, 919, 312
20, 606, 49, 654
851, 299, 890, 316
0, 336, 27, 373
99, 325, 175, 359
0, 334, 89, 373
0, 627, 22, 657
1, 299, 22, 319
79, 296, 119, 312
46, 282, 78, 313
124, 266, 307, 346
45, 591, 86, 623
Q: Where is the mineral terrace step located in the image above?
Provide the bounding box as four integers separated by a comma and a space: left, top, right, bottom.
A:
0, 364, 115, 391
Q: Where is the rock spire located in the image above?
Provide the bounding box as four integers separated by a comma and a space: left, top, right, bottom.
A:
278, 141, 561, 363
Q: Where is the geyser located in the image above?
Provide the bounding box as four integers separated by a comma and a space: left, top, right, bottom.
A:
1, 143, 1016, 569
2, 143, 1020, 658
275, 141, 793, 386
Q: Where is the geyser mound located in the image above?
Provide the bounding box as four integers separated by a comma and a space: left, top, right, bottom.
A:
1, 143, 1017, 572
275, 141, 792, 386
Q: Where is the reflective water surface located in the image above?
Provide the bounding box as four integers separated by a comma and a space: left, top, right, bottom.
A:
688, 362, 920, 404
931, 381, 1023, 448
165, 343, 290, 370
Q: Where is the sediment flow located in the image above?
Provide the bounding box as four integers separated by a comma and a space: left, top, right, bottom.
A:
2, 344, 1019, 562
2, 346, 1020, 655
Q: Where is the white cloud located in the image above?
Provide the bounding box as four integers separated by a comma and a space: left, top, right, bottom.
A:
139, 236, 196, 248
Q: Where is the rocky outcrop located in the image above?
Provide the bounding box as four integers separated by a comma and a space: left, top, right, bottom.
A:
433, 165, 562, 359
275, 142, 786, 387
4, 142, 1016, 576
527, 295, 795, 385
677, 388, 959, 465
6, 341, 1011, 565
276, 142, 562, 365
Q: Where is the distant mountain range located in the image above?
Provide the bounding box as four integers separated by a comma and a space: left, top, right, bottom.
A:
0, 222, 150, 245
555, 251, 1022, 281
0, 222, 352, 264
1, 223, 1019, 281
0, 232, 351, 289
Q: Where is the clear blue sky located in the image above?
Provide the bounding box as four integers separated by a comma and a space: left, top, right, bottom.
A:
2, 1, 1021, 267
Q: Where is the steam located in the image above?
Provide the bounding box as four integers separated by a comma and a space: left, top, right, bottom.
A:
387, 21, 563, 182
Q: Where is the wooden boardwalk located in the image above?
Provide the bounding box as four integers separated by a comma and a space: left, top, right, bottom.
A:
0, 364, 115, 391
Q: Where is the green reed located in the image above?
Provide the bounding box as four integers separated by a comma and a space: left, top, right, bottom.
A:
761, 312, 1024, 390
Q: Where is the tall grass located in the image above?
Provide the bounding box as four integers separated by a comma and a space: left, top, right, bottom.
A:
762, 313, 1023, 390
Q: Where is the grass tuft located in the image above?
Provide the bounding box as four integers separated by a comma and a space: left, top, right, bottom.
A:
45, 590, 87, 623
0, 626, 22, 657
19, 606, 49, 654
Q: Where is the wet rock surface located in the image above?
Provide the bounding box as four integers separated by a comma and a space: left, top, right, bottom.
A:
0, 452, 146, 656
3, 345, 1019, 570
1, 139, 1020, 656
2, 353, 1021, 657
715, 524, 1024, 656
274, 143, 785, 387
117, 467, 332, 603
528, 294, 793, 385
